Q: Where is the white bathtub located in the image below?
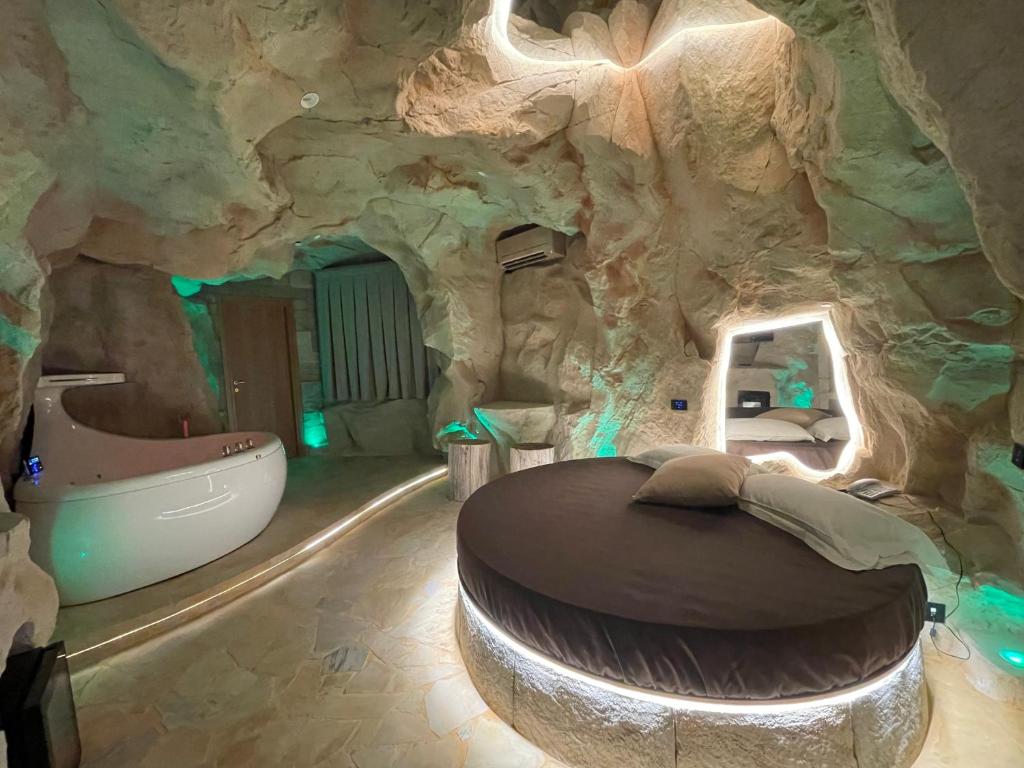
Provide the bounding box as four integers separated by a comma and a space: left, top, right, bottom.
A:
14, 374, 287, 606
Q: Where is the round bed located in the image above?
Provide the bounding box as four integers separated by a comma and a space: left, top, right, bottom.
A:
455, 458, 930, 768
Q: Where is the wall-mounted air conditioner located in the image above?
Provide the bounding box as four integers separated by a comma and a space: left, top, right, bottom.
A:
495, 225, 567, 272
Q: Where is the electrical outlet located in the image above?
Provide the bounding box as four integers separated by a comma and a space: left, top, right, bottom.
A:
926, 602, 946, 624
1012, 443, 1024, 469
670, 399, 688, 411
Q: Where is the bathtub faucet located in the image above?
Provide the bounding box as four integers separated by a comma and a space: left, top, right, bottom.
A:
222, 440, 257, 456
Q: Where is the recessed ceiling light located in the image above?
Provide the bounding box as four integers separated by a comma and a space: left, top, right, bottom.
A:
300, 92, 320, 109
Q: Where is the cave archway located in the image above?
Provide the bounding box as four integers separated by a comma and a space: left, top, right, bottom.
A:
299, 237, 440, 457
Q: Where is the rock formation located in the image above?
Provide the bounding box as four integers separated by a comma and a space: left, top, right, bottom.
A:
1, 0, 1023, 673
0, 514, 58, 676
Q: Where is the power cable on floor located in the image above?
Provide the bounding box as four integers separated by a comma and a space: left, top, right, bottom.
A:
926, 508, 971, 661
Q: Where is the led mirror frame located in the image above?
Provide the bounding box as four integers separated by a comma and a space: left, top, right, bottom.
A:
715, 309, 863, 480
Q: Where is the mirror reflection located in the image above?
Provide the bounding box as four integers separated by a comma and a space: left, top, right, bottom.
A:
724, 320, 851, 472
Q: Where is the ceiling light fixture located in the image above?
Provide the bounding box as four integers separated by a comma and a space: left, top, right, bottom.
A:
300, 92, 320, 109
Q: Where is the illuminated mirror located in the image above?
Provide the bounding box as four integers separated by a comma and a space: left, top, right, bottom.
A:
717, 313, 861, 478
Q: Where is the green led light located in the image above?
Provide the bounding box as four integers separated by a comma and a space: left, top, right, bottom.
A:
171, 275, 204, 297
585, 409, 621, 458
772, 357, 814, 408
303, 411, 329, 448
999, 649, 1024, 668
170, 274, 236, 298
438, 420, 478, 441
0, 316, 40, 358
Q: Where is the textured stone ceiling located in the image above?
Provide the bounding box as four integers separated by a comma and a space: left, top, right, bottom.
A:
1, 0, 1023, 587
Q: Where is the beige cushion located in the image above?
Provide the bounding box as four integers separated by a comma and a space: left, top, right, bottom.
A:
627, 443, 722, 469
756, 408, 829, 428
738, 474, 947, 572
633, 453, 751, 508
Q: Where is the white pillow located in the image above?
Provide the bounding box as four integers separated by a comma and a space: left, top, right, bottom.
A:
726, 418, 814, 442
627, 443, 721, 469
738, 474, 947, 572
809, 416, 850, 442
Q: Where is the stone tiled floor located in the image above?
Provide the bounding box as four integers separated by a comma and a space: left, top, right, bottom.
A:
72, 481, 1024, 767
72, 481, 565, 767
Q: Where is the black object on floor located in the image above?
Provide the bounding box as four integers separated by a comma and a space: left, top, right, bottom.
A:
1012, 443, 1024, 469
0, 641, 81, 768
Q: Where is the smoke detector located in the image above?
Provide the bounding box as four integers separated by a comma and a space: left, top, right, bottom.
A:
300, 92, 320, 109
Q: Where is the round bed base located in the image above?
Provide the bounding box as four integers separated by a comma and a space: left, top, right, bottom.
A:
457, 589, 930, 768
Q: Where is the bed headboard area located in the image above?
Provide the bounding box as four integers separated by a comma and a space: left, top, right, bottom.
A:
726, 407, 840, 419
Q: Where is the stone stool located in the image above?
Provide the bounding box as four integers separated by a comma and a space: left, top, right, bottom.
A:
510, 442, 555, 473
448, 438, 491, 502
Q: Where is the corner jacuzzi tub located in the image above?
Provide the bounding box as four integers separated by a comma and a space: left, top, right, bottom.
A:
14, 374, 287, 606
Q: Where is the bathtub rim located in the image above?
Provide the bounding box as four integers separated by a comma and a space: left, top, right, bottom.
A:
14, 432, 284, 503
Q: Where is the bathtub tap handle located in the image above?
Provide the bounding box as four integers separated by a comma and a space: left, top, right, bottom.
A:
222, 445, 231, 457
246, 438, 255, 449
235, 442, 245, 453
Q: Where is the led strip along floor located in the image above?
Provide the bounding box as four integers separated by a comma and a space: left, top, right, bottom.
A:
66, 466, 448, 667
460, 583, 919, 715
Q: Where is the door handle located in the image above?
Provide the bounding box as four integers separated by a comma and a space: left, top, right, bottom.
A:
232, 379, 246, 393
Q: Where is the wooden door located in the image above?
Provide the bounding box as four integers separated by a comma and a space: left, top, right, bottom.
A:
219, 297, 303, 457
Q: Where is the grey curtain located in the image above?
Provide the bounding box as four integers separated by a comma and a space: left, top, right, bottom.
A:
315, 262, 434, 402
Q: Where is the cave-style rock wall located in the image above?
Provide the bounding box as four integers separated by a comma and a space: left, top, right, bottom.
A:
45, 257, 223, 439
745, 0, 1024, 585
0, 0, 1022, 621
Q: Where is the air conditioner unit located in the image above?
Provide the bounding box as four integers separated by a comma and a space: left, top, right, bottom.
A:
495, 225, 567, 272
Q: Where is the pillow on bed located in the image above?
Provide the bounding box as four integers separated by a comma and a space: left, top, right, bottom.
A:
627, 443, 721, 469
633, 454, 751, 508
808, 416, 850, 442
756, 408, 829, 428
738, 474, 947, 572
726, 418, 814, 442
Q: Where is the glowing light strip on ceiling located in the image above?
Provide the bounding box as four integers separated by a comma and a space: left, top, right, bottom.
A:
714, 307, 864, 481
460, 585, 917, 714
66, 466, 448, 662
489, 0, 772, 72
